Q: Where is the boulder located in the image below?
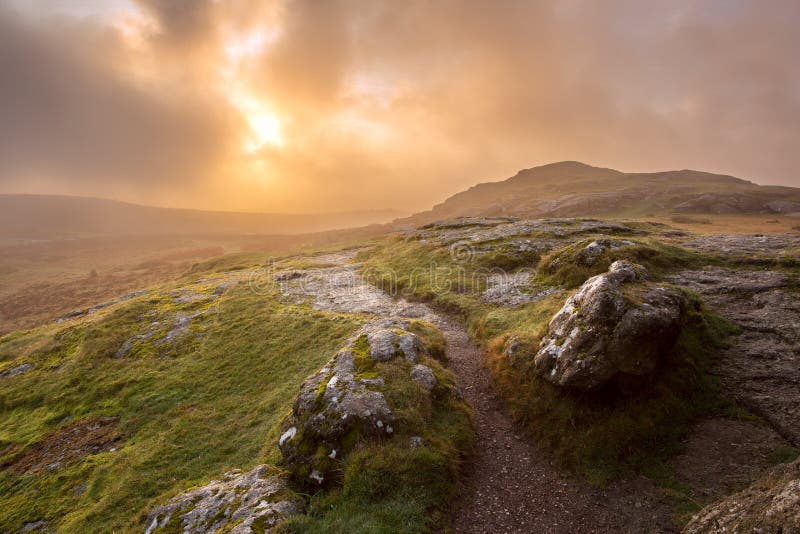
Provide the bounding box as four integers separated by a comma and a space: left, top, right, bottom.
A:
683, 457, 800, 533
547, 238, 635, 271
410, 364, 438, 392
144, 465, 302, 534
534, 260, 684, 391
278, 319, 429, 486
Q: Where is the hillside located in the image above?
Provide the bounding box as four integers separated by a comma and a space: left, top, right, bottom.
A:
0, 194, 401, 239
396, 161, 800, 227
1, 216, 798, 532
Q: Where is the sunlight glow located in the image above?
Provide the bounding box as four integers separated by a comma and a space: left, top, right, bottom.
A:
230, 90, 284, 152
245, 111, 283, 151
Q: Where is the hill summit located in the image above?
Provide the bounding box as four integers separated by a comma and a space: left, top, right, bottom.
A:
399, 161, 800, 226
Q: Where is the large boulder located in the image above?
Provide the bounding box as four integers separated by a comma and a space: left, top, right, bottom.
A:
683, 457, 800, 533
278, 319, 431, 486
144, 465, 302, 534
534, 260, 685, 391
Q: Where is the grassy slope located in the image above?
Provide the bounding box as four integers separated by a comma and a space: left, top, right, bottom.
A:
0, 247, 474, 533
0, 268, 364, 532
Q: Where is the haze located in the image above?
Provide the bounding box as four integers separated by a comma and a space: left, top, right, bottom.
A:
1, 0, 798, 214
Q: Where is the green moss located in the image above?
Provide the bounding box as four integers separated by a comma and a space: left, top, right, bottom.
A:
351, 334, 376, 374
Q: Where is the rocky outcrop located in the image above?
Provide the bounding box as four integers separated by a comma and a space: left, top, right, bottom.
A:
278, 319, 436, 486
670, 268, 800, 445
683, 457, 800, 533
144, 465, 302, 534
683, 234, 800, 258
534, 261, 685, 391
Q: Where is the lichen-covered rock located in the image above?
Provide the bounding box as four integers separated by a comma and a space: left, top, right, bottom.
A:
410, 364, 437, 392
279, 319, 428, 486
144, 465, 302, 534
683, 457, 800, 534
544, 238, 637, 273
365, 321, 425, 362
534, 260, 685, 391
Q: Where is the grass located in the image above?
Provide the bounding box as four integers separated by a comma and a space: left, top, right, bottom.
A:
536, 237, 710, 288
0, 280, 364, 532
279, 444, 464, 533
359, 223, 746, 489
488, 293, 740, 484
278, 363, 473, 533
0, 248, 473, 533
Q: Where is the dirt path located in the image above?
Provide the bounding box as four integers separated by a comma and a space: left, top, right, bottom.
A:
274, 252, 792, 532
433, 315, 675, 534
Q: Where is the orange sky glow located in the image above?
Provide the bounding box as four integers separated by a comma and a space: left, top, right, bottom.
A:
0, 0, 798, 213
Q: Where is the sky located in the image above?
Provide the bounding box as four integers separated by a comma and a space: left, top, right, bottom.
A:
0, 0, 798, 213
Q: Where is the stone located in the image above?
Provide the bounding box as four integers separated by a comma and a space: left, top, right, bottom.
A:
683, 457, 800, 533
409, 436, 424, 448
669, 268, 800, 445
279, 319, 431, 485
534, 260, 685, 391
1, 362, 34, 378
144, 465, 302, 534
410, 364, 438, 392
365, 320, 425, 362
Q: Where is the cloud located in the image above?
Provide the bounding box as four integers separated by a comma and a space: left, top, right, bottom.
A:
0, 0, 797, 212
0, 5, 243, 206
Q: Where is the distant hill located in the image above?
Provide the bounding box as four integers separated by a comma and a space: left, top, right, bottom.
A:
0, 195, 402, 239
395, 161, 800, 227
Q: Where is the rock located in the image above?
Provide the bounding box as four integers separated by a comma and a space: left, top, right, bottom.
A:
20, 520, 49, 533
573, 238, 635, 266
409, 217, 634, 248
534, 260, 685, 391
1, 362, 34, 378
275, 270, 306, 281
766, 200, 800, 214
683, 234, 800, 257
542, 237, 638, 275
670, 268, 800, 445
144, 465, 302, 534
409, 436, 424, 448
673, 192, 764, 214
410, 364, 437, 392
279, 319, 430, 485
683, 457, 800, 533
366, 321, 425, 362
481, 270, 557, 307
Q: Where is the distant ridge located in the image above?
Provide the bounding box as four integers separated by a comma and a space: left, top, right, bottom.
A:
396, 161, 800, 226
0, 194, 402, 239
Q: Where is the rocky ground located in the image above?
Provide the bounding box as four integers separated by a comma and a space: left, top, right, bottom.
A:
264, 242, 795, 532
273, 222, 800, 532
6, 217, 798, 533
273, 248, 680, 532
670, 267, 800, 446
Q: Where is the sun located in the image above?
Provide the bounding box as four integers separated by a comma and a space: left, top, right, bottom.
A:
245, 111, 283, 151
230, 90, 284, 152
